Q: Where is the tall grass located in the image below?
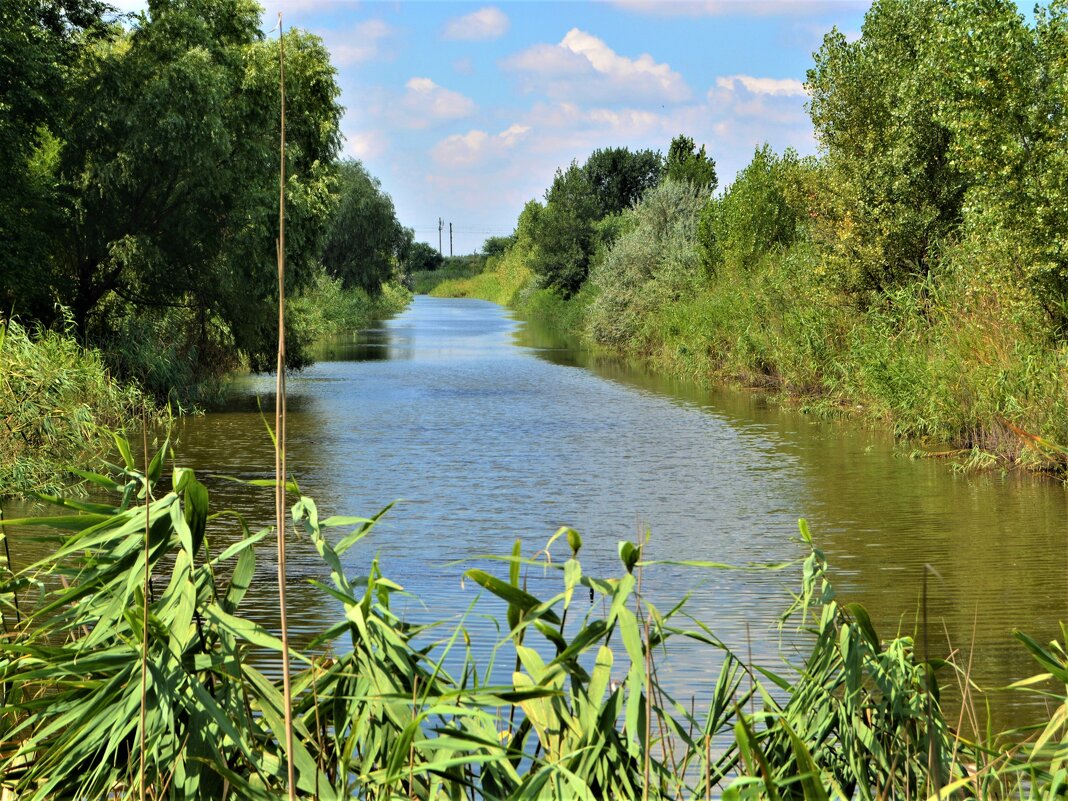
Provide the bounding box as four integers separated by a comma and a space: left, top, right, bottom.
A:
0, 316, 157, 497
426, 250, 533, 306
289, 269, 412, 343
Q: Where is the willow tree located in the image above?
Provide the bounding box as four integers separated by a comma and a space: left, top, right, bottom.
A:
11, 0, 341, 393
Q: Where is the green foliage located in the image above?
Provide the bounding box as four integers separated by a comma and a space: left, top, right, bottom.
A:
703, 145, 808, 273
482, 234, 516, 258
530, 162, 600, 297
322, 160, 409, 295
930, 0, 1068, 322
1, 2, 344, 396
589, 180, 705, 348
0, 0, 109, 321
411, 256, 485, 295
6, 453, 1068, 799
807, 0, 963, 299
583, 146, 664, 216
665, 134, 717, 196
405, 241, 444, 274
426, 251, 533, 306
289, 268, 411, 342
0, 317, 154, 497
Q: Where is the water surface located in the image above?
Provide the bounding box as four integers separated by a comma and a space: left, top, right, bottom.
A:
10, 296, 1068, 727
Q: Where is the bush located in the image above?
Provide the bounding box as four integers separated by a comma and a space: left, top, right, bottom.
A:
704, 145, 807, 273
588, 180, 705, 348
0, 316, 154, 496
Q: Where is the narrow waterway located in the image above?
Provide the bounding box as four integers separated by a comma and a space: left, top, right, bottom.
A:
12, 295, 1068, 727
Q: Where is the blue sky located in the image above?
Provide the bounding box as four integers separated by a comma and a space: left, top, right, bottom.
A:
119, 1, 875, 253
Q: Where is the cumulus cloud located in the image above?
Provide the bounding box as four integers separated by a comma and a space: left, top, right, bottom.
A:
399, 77, 478, 128
611, 0, 865, 17
432, 123, 531, 167
443, 7, 510, 41
503, 28, 690, 105
346, 129, 390, 160
715, 75, 807, 97
328, 20, 394, 66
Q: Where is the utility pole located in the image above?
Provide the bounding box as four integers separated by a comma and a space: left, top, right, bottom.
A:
438, 218, 444, 256
449, 222, 453, 257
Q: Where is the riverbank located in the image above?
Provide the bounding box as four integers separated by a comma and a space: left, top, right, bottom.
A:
0, 280, 410, 499
424, 237, 1068, 477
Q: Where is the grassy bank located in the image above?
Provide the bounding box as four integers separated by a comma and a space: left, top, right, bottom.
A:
0, 276, 410, 499
431, 217, 1068, 475
291, 271, 412, 343
0, 318, 158, 498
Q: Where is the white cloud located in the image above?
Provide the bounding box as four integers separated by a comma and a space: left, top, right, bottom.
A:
611, 1, 865, 17
346, 130, 390, 160
443, 7, 510, 41
328, 20, 394, 66
432, 123, 531, 167
715, 75, 807, 97
399, 78, 477, 128
504, 28, 690, 105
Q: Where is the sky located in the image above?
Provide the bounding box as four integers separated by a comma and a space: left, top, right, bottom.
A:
116, 0, 874, 254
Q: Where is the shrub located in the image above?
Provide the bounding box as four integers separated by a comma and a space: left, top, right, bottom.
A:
0, 316, 153, 496
588, 180, 705, 348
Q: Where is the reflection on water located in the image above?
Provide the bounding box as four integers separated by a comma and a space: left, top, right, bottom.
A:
6, 296, 1067, 729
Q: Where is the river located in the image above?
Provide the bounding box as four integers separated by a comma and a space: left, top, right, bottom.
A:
10, 295, 1068, 728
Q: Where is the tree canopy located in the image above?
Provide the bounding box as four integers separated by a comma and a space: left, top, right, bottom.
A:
0, 0, 345, 391
322, 160, 409, 295
665, 135, 717, 196
583, 147, 664, 217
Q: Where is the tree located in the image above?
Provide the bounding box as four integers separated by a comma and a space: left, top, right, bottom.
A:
321, 160, 407, 295
482, 235, 516, 258
583, 147, 663, 216
530, 163, 599, 296
665, 135, 717, 196
32, 0, 343, 383
703, 145, 806, 271
405, 241, 444, 273
931, 0, 1068, 317
0, 0, 110, 320
806, 0, 962, 297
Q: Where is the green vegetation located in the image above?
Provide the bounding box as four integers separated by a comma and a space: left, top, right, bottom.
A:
436, 0, 1068, 474
0, 1, 414, 410
322, 161, 411, 297
0, 317, 157, 497
2, 445, 1068, 799
412, 254, 491, 295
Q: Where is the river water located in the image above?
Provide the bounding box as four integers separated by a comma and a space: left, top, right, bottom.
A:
11, 295, 1068, 728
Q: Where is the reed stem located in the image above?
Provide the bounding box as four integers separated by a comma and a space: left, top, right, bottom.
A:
275, 14, 297, 800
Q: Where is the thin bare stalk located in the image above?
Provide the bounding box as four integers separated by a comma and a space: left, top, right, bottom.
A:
274, 15, 297, 801
636, 540, 651, 801
139, 412, 151, 801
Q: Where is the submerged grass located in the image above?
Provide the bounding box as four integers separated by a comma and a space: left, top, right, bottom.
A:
0, 449, 1066, 799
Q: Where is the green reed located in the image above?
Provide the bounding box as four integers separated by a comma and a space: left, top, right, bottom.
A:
0, 440, 1065, 799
